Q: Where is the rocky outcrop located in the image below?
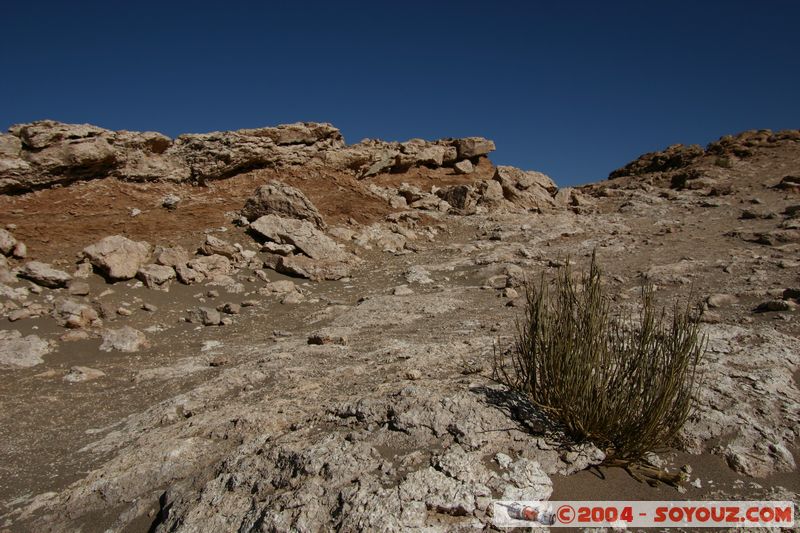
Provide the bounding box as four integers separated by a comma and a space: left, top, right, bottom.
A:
492, 166, 558, 211
0, 120, 497, 193
609, 129, 800, 180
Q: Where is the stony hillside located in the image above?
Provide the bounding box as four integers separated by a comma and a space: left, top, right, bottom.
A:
0, 121, 798, 532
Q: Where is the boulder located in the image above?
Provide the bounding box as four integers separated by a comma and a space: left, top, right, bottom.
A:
241, 181, 326, 228
198, 235, 239, 260
18, 261, 72, 288
136, 264, 176, 289
437, 184, 477, 212
153, 245, 190, 267
99, 327, 149, 352
493, 166, 557, 210
186, 254, 234, 277
0, 229, 17, 256
190, 307, 222, 326
11, 241, 26, 258
476, 179, 505, 207
82, 235, 152, 280
453, 159, 474, 174
454, 137, 495, 159
276, 255, 352, 281
175, 263, 205, 285
0, 330, 53, 368
52, 298, 100, 329
250, 215, 352, 263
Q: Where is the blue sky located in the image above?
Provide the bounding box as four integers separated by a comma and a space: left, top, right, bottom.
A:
2, 1, 798, 185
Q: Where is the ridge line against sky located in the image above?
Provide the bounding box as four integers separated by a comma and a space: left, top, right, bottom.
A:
2, 0, 799, 186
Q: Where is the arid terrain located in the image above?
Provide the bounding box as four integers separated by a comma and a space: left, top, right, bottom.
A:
0, 121, 798, 532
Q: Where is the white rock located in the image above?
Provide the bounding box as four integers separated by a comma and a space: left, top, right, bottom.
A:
100, 327, 149, 352
0, 330, 53, 368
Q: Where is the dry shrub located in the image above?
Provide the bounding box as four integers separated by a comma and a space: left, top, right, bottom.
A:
496, 252, 705, 463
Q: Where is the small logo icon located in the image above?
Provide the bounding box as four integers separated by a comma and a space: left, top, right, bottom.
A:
557, 504, 576, 524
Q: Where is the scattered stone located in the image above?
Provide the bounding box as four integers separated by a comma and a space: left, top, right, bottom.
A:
405, 369, 423, 380
192, 307, 222, 326
707, 293, 738, 308
503, 287, 519, 299
0, 330, 53, 368
116, 307, 133, 317
73, 261, 94, 279
308, 332, 348, 346
52, 298, 100, 329
141, 303, 158, 312
262, 280, 297, 294
99, 326, 149, 352
67, 280, 91, 296
218, 302, 241, 315
208, 354, 229, 367
754, 299, 796, 313
281, 291, 304, 305
18, 261, 72, 288
405, 265, 434, 284
60, 330, 91, 342
64, 366, 106, 382
82, 235, 152, 281
393, 285, 414, 296
486, 274, 508, 289
161, 194, 181, 209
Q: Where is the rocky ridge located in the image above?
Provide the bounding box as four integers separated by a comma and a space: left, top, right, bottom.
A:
0, 120, 497, 193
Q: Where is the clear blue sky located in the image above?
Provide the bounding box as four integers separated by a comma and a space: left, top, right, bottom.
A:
3, 1, 798, 185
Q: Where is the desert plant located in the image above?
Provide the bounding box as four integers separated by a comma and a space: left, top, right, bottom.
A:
495, 252, 705, 466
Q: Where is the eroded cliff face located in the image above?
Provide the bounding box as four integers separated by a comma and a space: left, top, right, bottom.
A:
0, 119, 499, 192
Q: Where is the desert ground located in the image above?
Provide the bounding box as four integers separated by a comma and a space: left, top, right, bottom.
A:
0, 121, 798, 531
